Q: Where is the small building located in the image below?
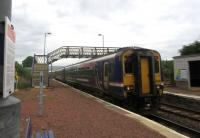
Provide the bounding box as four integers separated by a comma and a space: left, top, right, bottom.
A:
173, 54, 200, 90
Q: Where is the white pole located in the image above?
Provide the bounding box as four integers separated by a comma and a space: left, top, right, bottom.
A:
102, 35, 104, 55
38, 71, 45, 116
98, 34, 104, 55
44, 33, 46, 63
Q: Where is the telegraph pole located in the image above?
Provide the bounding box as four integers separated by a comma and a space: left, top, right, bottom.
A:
0, 0, 21, 137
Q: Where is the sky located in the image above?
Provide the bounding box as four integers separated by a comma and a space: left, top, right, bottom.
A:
12, 0, 200, 66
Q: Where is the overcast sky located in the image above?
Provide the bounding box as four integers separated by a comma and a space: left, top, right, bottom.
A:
12, 0, 200, 65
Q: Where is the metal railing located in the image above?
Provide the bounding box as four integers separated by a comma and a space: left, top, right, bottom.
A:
47, 46, 120, 64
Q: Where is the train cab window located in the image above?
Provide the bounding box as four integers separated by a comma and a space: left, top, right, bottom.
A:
124, 56, 133, 73
154, 57, 159, 73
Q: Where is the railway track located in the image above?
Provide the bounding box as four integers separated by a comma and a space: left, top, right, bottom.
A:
151, 102, 200, 137
160, 103, 200, 122
91, 90, 200, 137
149, 114, 200, 138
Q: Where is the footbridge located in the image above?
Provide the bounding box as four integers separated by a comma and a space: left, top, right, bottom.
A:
47, 46, 119, 64
32, 46, 120, 87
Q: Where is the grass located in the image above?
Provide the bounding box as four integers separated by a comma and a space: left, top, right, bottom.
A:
16, 77, 31, 89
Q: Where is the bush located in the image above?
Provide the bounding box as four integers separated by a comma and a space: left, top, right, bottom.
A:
15, 61, 32, 89
16, 77, 31, 89
161, 60, 174, 84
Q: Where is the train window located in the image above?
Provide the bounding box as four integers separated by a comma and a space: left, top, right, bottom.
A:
154, 58, 159, 73
124, 56, 133, 73
105, 64, 109, 76
110, 62, 114, 75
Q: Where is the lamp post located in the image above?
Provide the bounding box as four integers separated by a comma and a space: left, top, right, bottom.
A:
98, 33, 104, 55
44, 32, 51, 63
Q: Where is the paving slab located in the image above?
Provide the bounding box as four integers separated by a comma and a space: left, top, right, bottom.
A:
13, 80, 187, 138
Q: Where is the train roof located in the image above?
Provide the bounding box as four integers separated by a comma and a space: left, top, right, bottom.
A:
64, 52, 117, 69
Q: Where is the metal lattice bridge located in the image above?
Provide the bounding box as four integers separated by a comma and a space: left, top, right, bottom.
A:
47, 46, 119, 64
32, 46, 120, 87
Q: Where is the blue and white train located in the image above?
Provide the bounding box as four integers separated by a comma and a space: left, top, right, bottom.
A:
55, 47, 163, 112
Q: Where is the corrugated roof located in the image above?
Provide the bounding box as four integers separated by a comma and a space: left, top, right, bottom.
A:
173, 54, 200, 59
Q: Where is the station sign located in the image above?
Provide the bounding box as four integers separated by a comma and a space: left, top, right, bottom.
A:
0, 17, 16, 98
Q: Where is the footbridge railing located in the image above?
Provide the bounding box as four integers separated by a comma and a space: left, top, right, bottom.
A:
47, 46, 120, 64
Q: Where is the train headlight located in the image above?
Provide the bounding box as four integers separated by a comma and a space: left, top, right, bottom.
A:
156, 84, 164, 95
127, 86, 130, 90
125, 86, 134, 91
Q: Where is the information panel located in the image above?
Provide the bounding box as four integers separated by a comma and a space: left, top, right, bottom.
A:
3, 17, 15, 98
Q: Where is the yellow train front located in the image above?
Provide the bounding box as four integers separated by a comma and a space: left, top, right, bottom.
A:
121, 48, 163, 113
55, 47, 163, 114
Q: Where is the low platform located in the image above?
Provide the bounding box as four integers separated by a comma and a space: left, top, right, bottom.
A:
164, 91, 200, 100
162, 91, 200, 113
164, 87, 200, 100
13, 80, 187, 138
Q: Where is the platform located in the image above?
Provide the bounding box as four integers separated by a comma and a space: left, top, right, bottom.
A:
164, 86, 200, 100
13, 80, 187, 138
164, 91, 200, 100
162, 90, 200, 113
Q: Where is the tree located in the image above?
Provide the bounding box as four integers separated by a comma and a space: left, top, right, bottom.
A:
161, 60, 174, 83
15, 61, 24, 76
22, 56, 33, 68
15, 61, 31, 89
179, 41, 200, 55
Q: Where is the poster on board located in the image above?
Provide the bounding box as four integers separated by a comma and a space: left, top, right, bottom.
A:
3, 16, 16, 98
0, 22, 4, 96
180, 69, 187, 80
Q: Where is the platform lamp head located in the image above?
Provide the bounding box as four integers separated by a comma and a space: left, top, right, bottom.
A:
44, 32, 52, 63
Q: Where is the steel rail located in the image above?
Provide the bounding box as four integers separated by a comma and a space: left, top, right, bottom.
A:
161, 102, 200, 115
150, 114, 200, 137
160, 103, 200, 122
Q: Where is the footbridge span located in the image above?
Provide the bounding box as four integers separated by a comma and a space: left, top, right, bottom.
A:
47, 46, 119, 64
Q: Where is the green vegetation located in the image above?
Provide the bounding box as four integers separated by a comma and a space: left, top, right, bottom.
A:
22, 56, 33, 68
161, 60, 174, 84
15, 60, 32, 89
179, 41, 200, 55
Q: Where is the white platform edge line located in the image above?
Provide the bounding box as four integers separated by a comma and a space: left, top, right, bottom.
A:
54, 80, 188, 138
164, 91, 200, 100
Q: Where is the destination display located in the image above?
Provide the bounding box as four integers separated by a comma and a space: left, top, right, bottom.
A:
2, 17, 16, 98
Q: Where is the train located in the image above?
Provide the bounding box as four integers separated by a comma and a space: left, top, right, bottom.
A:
54, 47, 163, 113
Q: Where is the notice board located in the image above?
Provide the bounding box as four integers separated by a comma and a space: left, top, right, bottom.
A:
0, 17, 15, 98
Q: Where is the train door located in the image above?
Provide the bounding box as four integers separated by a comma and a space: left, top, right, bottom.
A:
140, 57, 150, 94
103, 62, 109, 89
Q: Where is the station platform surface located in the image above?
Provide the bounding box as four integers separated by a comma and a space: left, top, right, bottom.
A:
164, 87, 200, 100
13, 80, 187, 138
